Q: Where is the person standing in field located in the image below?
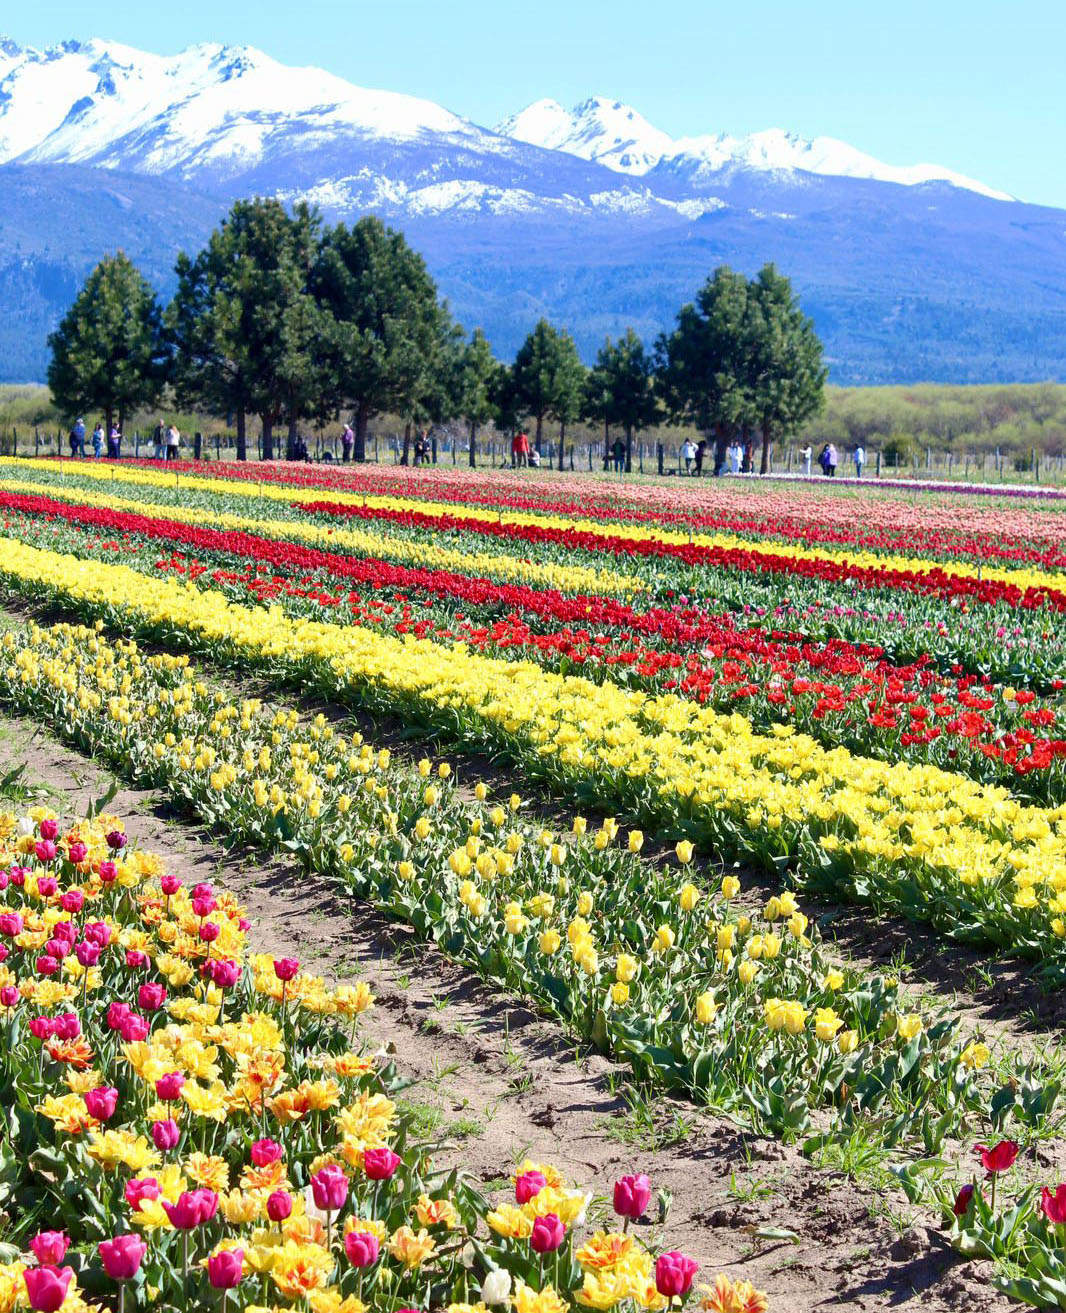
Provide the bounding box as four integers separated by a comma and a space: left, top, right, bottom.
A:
854, 444, 866, 478
165, 423, 181, 461
611, 437, 626, 472
801, 443, 813, 477
108, 424, 121, 458
91, 422, 104, 458
512, 431, 530, 468
341, 423, 354, 462
681, 438, 696, 473
826, 442, 838, 477
153, 419, 166, 460
694, 438, 706, 476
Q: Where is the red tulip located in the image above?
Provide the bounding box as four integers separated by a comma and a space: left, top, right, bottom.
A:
273, 957, 300, 981
266, 1190, 292, 1222
952, 1184, 975, 1216
975, 1141, 1019, 1175
156, 1073, 185, 1102
98, 1234, 147, 1281
1041, 1185, 1066, 1225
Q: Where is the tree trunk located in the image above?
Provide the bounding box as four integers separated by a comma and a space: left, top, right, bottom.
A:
261, 415, 275, 462
287, 411, 298, 461
714, 423, 728, 476
760, 421, 771, 475
105, 407, 113, 448
401, 422, 411, 466
468, 419, 477, 469
535, 413, 543, 454
603, 419, 610, 471
354, 403, 368, 463
625, 423, 634, 474
558, 419, 566, 471
236, 409, 247, 462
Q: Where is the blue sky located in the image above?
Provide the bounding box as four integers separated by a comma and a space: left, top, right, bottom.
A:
7, 0, 1065, 206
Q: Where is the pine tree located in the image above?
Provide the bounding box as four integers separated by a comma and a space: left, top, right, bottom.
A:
458, 329, 498, 467
588, 329, 660, 472
512, 319, 561, 455
745, 264, 827, 473
549, 330, 586, 470
655, 266, 753, 473
47, 252, 168, 438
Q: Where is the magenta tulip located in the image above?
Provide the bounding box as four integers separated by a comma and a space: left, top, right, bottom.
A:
311, 1165, 349, 1212
98, 1234, 147, 1281
613, 1173, 652, 1221
362, 1147, 401, 1180
530, 1213, 566, 1253
85, 1087, 119, 1121
23, 1267, 73, 1312
344, 1230, 381, 1267
29, 1232, 69, 1266
207, 1249, 244, 1290
655, 1251, 699, 1298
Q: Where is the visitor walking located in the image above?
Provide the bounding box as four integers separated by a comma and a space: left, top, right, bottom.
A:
694, 438, 706, 476
108, 424, 121, 459
801, 443, 813, 477
611, 437, 626, 472
91, 422, 104, 458
68, 418, 85, 457
681, 438, 696, 474
341, 423, 354, 462
511, 430, 530, 468
165, 423, 181, 461
153, 419, 166, 460
853, 444, 866, 478
826, 442, 838, 477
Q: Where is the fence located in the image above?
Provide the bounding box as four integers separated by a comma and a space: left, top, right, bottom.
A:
4, 427, 1064, 486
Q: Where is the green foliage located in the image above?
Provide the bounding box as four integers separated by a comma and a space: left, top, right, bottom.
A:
47, 252, 168, 431
585, 328, 661, 469
512, 318, 586, 452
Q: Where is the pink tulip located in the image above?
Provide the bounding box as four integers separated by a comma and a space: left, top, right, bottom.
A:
613, 1173, 652, 1221
156, 1073, 185, 1102
655, 1251, 699, 1298
59, 890, 84, 913
160, 875, 182, 897
207, 958, 240, 988
515, 1170, 547, 1204
0, 913, 23, 936
45, 940, 71, 961
0, 986, 18, 1008
311, 1165, 349, 1212
273, 957, 300, 981
23, 1267, 73, 1312
75, 942, 101, 968
250, 1138, 283, 1166
106, 1002, 131, 1031
207, 1249, 244, 1290
35, 957, 59, 977
199, 922, 220, 943
162, 1189, 216, 1229
35, 843, 57, 865
39, 819, 58, 842
344, 1230, 381, 1267
362, 1147, 401, 1180
52, 922, 77, 944
125, 1177, 161, 1210
83, 922, 111, 947
30, 1232, 69, 1266
266, 1190, 292, 1222
97, 861, 118, 884
85, 1087, 119, 1121
125, 950, 149, 969
152, 1119, 180, 1151
35, 876, 58, 896
530, 1213, 566, 1253
137, 983, 167, 1012
98, 1234, 147, 1281
67, 843, 88, 865
53, 1014, 80, 1040
119, 1013, 149, 1043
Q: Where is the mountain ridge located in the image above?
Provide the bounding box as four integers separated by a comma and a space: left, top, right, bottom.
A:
0, 35, 1062, 386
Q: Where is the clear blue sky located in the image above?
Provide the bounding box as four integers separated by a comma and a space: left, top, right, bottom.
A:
6, 0, 1065, 206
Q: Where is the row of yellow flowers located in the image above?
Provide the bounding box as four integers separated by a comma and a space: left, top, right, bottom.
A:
0, 469, 642, 598
0, 536, 1064, 963
3, 457, 1061, 597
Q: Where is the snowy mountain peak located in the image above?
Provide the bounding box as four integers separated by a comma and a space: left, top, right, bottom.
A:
499, 96, 1012, 201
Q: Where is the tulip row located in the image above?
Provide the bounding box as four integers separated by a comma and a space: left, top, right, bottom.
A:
0, 803, 726, 1313
3, 464, 1063, 695
0, 617, 1056, 1156
57, 457, 1066, 574
6, 458, 1063, 609
1, 536, 1066, 980
2, 489, 1066, 809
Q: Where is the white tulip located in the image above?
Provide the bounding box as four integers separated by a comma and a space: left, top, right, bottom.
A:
481, 1267, 512, 1305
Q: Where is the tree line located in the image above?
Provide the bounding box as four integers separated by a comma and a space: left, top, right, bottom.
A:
47, 198, 826, 471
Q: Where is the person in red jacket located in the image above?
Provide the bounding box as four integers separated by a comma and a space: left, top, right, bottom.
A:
511, 431, 530, 468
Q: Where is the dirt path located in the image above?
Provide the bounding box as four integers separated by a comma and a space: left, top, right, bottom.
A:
0, 713, 1019, 1312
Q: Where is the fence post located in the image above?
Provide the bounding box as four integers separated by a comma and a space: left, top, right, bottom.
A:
638, 442, 643, 474
587, 444, 592, 470
432, 436, 438, 464
194, 432, 202, 460
216, 435, 221, 460
657, 442, 664, 476
35, 427, 39, 458
1035, 451, 1041, 483
876, 450, 882, 477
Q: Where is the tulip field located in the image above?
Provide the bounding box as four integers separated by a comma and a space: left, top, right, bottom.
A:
0, 458, 1065, 1311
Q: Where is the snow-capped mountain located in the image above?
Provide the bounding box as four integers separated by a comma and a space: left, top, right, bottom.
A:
0, 35, 1063, 387
498, 96, 1012, 201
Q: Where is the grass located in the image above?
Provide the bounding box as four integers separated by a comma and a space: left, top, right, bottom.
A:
599, 1085, 697, 1151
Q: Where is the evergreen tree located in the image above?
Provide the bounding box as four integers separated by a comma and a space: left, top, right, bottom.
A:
458, 329, 498, 468
48, 252, 167, 438
549, 329, 586, 470
169, 199, 320, 461
589, 329, 660, 472
745, 264, 827, 473
313, 216, 451, 462
512, 319, 561, 454
655, 267, 753, 472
